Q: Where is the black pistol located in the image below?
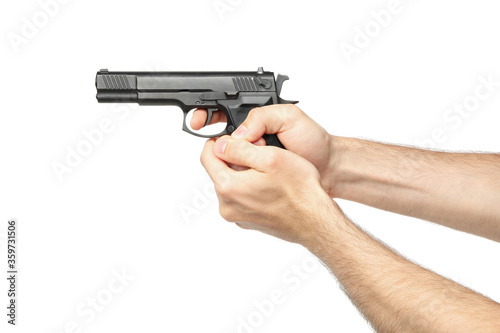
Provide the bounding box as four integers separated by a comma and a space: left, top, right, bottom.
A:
95, 67, 297, 148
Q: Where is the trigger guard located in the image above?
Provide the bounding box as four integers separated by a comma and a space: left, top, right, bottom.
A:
181, 109, 233, 139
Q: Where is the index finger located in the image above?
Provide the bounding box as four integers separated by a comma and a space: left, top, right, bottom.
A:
191, 109, 228, 130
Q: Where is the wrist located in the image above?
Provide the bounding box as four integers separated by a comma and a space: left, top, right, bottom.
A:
325, 135, 352, 198
299, 192, 346, 251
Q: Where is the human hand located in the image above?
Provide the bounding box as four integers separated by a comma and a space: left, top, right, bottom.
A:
200, 135, 338, 245
192, 105, 336, 196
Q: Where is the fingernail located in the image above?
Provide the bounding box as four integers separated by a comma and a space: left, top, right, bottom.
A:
232, 125, 248, 139
214, 139, 227, 155
253, 139, 265, 147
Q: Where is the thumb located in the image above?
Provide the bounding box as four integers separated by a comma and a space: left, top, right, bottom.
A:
213, 136, 280, 172
231, 105, 294, 143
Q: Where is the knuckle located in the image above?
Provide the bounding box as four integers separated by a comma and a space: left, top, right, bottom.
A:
240, 141, 257, 160
261, 149, 281, 169
219, 205, 238, 222
281, 104, 301, 121
215, 181, 234, 199
215, 170, 231, 189
248, 107, 265, 121
200, 150, 207, 166
215, 183, 228, 198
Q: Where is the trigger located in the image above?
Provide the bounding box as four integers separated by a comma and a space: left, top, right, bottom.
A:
204, 108, 217, 127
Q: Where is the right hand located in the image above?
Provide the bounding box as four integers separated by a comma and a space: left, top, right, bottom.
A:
191, 104, 336, 196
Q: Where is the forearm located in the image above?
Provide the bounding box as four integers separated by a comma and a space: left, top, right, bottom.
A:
306, 203, 500, 332
327, 136, 500, 241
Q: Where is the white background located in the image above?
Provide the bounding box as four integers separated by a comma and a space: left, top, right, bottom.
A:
1, 0, 500, 332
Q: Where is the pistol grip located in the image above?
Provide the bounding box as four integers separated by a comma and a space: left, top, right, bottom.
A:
263, 134, 285, 149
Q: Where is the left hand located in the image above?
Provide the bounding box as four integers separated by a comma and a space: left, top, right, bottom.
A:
200, 135, 335, 245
